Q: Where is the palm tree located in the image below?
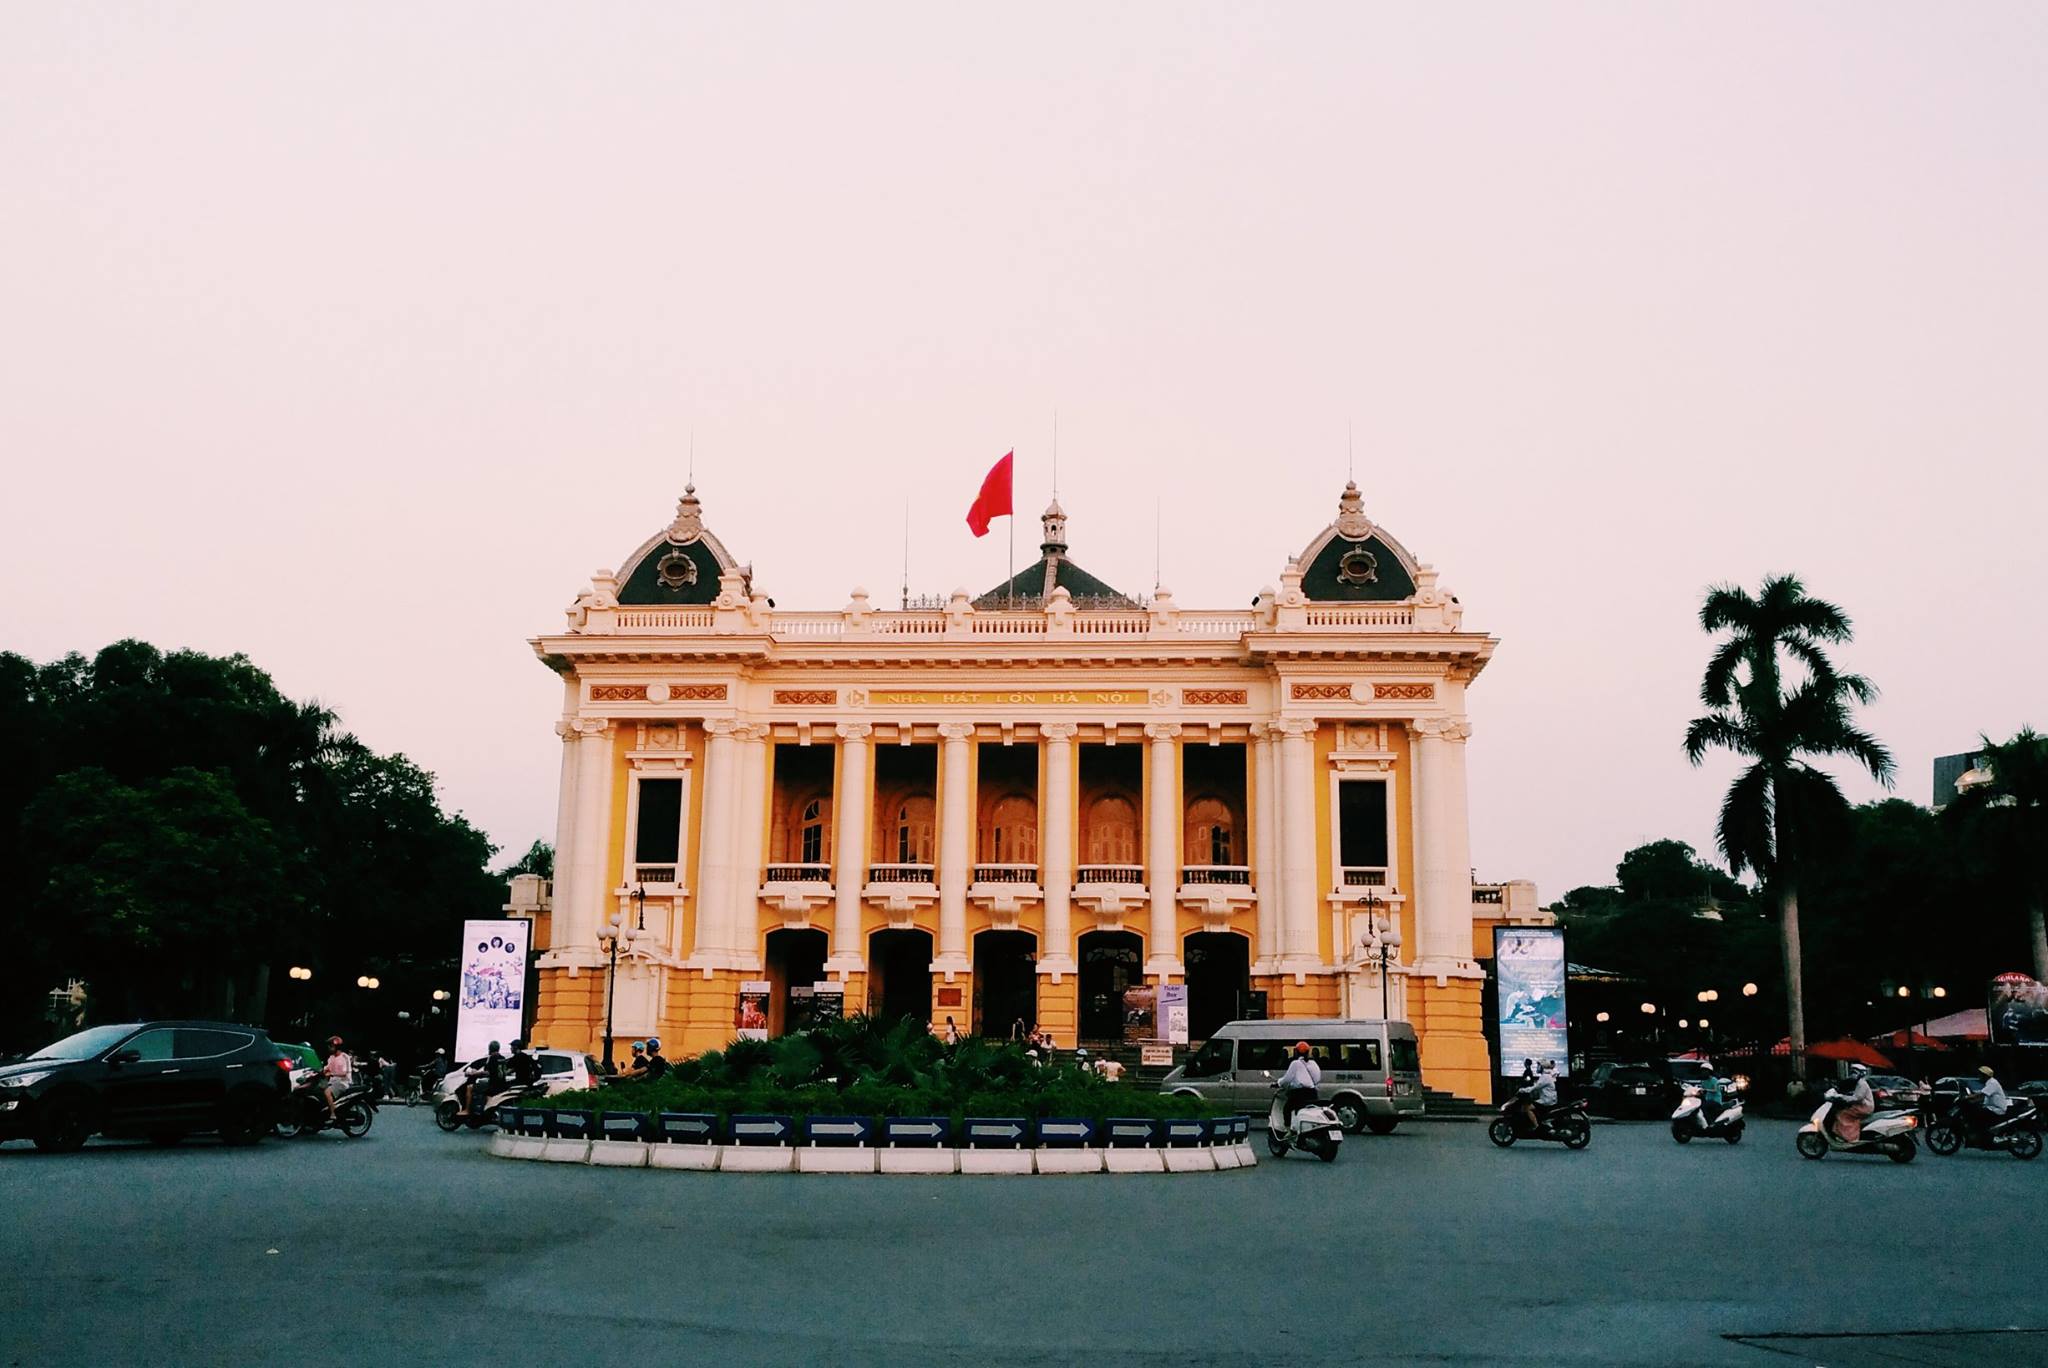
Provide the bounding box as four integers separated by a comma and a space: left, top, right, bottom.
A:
1945, 728, 2048, 981
1684, 575, 1895, 1075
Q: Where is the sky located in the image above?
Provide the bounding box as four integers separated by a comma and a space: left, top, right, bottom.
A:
3, 5, 2044, 901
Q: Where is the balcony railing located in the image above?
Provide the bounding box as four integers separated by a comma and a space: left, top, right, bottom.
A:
1076, 864, 1146, 885
581, 597, 1454, 641
972, 863, 1039, 884
1340, 866, 1390, 887
1472, 886, 1505, 905
633, 864, 679, 885
763, 863, 831, 883
868, 863, 936, 884
1182, 865, 1251, 885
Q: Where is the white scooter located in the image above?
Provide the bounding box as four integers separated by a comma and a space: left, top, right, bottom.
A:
1670, 1079, 1745, 1145
1795, 1090, 1918, 1163
1267, 1085, 1344, 1162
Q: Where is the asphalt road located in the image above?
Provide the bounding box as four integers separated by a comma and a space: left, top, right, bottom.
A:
2, 1108, 2044, 1368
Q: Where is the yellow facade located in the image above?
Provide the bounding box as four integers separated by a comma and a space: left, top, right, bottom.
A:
521, 482, 1528, 1103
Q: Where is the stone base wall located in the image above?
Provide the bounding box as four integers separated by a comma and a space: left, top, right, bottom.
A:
1409, 974, 1491, 1104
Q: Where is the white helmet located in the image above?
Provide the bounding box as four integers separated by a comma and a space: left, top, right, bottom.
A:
1848, 1063, 1870, 1078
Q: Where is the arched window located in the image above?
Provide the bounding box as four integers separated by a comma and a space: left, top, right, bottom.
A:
982, 794, 1038, 864
1086, 795, 1138, 865
1184, 797, 1235, 866
799, 798, 827, 864
896, 796, 935, 864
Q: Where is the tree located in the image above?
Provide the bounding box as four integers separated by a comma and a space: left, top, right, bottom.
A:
499, 840, 554, 880
1684, 575, 1894, 1075
1945, 727, 2048, 981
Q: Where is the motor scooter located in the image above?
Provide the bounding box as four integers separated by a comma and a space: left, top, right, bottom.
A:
277, 1071, 374, 1139
1488, 1094, 1592, 1149
1923, 1095, 2042, 1161
1266, 1084, 1344, 1162
1670, 1080, 1745, 1144
435, 1076, 548, 1132
1795, 1091, 1918, 1163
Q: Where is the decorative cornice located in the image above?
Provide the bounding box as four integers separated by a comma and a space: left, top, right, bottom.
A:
702, 719, 742, 738
1269, 718, 1318, 739
570, 718, 613, 738
1410, 716, 1473, 742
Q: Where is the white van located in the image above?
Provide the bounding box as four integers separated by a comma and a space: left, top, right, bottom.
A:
1158, 1018, 1426, 1133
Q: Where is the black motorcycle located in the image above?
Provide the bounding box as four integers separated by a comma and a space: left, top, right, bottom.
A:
1924, 1094, 2041, 1161
278, 1074, 375, 1139
1488, 1096, 1592, 1149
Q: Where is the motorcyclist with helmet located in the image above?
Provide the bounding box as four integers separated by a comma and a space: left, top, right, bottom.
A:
1277, 1041, 1322, 1129
458, 1041, 509, 1119
1515, 1060, 1559, 1134
1825, 1063, 1876, 1143
508, 1038, 543, 1090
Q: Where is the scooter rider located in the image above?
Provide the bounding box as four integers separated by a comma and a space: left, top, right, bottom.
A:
1965, 1064, 2010, 1143
1826, 1063, 1875, 1142
509, 1038, 543, 1090
1519, 1060, 1559, 1132
1278, 1041, 1321, 1128
459, 1041, 508, 1119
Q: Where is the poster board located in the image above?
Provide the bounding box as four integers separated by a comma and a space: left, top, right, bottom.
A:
1494, 926, 1569, 1076
1158, 985, 1189, 1046
1988, 972, 2048, 1047
455, 919, 530, 1062
736, 980, 771, 1040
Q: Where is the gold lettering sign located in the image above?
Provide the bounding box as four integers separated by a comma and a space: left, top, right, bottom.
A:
867, 689, 1149, 707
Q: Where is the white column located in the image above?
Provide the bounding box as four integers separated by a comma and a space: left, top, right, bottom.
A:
728, 724, 769, 970
1411, 716, 1477, 973
1251, 724, 1280, 973
555, 719, 614, 953
933, 723, 974, 973
1144, 723, 1184, 977
1038, 723, 1078, 975
689, 720, 740, 964
826, 723, 871, 974
1277, 718, 1321, 969
551, 718, 580, 925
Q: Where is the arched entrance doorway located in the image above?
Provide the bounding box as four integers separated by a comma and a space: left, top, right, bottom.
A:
867, 928, 933, 1028
1184, 931, 1251, 1043
973, 930, 1037, 1038
1078, 930, 1143, 1043
763, 926, 828, 1037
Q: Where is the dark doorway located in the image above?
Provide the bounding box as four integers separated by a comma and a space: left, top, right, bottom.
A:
973, 930, 1037, 1038
1078, 930, 1143, 1042
764, 927, 828, 1037
867, 928, 933, 1028
1185, 931, 1251, 1042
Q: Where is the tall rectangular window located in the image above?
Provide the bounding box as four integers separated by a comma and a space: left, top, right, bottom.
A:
1337, 780, 1389, 868
635, 779, 683, 863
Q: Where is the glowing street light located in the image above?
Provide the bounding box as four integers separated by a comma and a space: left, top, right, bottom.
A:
1595, 1011, 1610, 1023
1639, 1002, 1657, 1015
1932, 986, 1947, 999
288, 966, 312, 981
1741, 982, 1759, 997
356, 976, 380, 990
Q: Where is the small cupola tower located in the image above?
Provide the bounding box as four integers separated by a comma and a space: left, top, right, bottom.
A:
1040, 497, 1068, 557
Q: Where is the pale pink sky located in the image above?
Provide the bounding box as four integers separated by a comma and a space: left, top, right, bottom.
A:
4, 6, 2043, 900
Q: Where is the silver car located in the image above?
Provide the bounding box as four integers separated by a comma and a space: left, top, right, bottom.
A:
1159, 1018, 1426, 1133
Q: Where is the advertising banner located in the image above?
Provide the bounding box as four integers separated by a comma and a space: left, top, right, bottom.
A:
1121, 987, 1157, 1044
1988, 972, 2048, 1047
455, 919, 529, 1062
736, 981, 771, 1041
1495, 926, 1569, 1076
1158, 984, 1190, 1045
789, 981, 845, 1033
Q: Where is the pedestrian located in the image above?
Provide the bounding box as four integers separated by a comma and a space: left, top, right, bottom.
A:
943, 1017, 961, 1047
643, 1037, 670, 1080
1098, 1055, 1125, 1083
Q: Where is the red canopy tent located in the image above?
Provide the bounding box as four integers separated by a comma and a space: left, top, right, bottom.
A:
1872, 1027, 1951, 1051
1806, 1038, 1894, 1069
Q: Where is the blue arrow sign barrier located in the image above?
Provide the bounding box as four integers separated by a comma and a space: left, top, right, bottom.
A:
881, 1116, 950, 1148
549, 1109, 595, 1140
962, 1117, 1030, 1149
1161, 1118, 1207, 1148
656, 1112, 719, 1145
600, 1112, 652, 1142
516, 1109, 550, 1138
1229, 1115, 1253, 1142
1103, 1118, 1160, 1148
803, 1116, 875, 1148
729, 1114, 795, 1147
492, 1106, 523, 1133
1035, 1118, 1095, 1149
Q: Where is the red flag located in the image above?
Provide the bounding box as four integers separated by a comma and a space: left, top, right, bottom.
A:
965, 450, 1014, 537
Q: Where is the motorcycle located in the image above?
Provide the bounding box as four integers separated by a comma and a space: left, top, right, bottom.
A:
1265, 1085, 1344, 1162
1488, 1095, 1592, 1149
1670, 1080, 1745, 1145
1794, 1092, 1917, 1163
277, 1071, 374, 1139
1924, 1095, 2042, 1161
434, 1076, 547, 1132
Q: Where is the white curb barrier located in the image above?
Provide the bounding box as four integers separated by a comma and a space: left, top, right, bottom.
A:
1103, 1148, 1167, 1173
1231, 1142, 1257, 1166
539, 1138, 591, 1163
721, 1147, 795, 1173
1163, 1148, 1217, 1173
1211, 1145, 1243, 1170
959, 1149, 1035, 1174
798, 1147, 877, 1174
649, 1145, 720, 1171
1033, 1149, 1104, 1174
878, 1148, 957, 1174
589, 1141, 650, 1168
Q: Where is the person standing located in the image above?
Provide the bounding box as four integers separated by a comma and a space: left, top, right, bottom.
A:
943, 1018, 961, 1047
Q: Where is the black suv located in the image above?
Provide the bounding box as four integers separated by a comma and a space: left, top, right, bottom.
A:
0, 1020, 293, 1151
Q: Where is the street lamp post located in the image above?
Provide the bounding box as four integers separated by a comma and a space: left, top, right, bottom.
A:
596, 886, 648, 1072
1354, 889, 1403, 1021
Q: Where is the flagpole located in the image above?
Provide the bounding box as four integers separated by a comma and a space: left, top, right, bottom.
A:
1007, 446, 1015, 608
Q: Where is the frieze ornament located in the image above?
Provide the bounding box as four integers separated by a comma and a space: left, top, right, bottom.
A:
1150, 688, 1173, 708
588, 684, 647, 702
1373, 683, 1435, 701
846, 688, 869, 708
774, 689, 838, 706
1183, 688, 1248, 706
1290, 682, 1355, 701
669, 684, 728, 701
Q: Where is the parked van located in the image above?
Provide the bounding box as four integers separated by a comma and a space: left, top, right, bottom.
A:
1158, 1019, 1425, 1133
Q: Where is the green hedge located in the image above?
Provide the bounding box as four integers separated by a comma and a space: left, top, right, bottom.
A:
527, 1015, 1231, 1124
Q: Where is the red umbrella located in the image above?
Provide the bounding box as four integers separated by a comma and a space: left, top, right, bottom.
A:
1874, 1028, 1951, 1051
1806, 1038, 1893, 1069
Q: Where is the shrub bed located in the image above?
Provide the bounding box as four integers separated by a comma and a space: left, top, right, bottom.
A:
528, 1015, 1230, 1128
